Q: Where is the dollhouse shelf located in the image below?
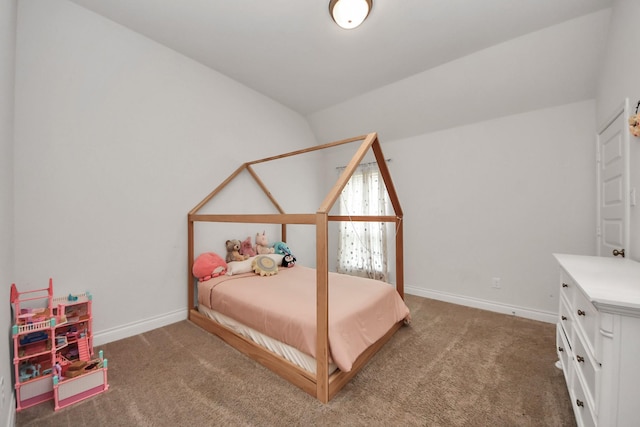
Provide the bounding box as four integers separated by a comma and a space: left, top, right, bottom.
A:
11, 279, 109, 412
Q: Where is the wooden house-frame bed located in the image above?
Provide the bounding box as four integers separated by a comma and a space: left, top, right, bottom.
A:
187, 132, 405, 403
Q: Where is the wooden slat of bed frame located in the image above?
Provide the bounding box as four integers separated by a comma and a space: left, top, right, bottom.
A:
189, 164, 247, 215
190, 213, 316, 224
245, 134, 370, 166
318, 133, 376, 214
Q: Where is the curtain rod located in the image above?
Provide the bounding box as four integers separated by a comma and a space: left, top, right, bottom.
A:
336, 159, 391, 170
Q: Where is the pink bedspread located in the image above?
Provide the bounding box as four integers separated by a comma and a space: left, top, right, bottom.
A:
197, 266, 410, 372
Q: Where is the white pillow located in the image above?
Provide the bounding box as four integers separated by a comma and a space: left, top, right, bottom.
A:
227, 254, 284, 275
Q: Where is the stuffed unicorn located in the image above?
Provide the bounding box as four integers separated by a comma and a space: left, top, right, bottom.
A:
255, 231, 275, 254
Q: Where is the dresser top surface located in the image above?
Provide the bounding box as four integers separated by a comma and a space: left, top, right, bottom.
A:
553, 253, 640, 313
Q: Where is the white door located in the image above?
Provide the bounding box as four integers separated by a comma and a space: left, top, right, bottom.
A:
596, 100, 630, 258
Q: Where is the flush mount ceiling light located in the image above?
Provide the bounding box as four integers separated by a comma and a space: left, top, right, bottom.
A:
329, 0, 372, 30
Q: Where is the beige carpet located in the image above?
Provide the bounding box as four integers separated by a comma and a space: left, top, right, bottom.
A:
16, 295, 575, 426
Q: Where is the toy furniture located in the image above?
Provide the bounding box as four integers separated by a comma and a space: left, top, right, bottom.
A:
10, 279, 108, 411
53, 350, 108, 411
188, 133, 408, 403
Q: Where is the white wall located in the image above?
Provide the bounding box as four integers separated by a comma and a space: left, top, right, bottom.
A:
385, 102, 596, 318
0, 0, 16, 424
13, 0, 318, 344
319, 102, 596, 320
596, 0, 640, 262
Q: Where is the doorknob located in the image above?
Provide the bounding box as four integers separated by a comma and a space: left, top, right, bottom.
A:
613, 248, 625, 258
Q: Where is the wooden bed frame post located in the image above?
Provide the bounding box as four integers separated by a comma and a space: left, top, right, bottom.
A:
188, 218, 195, 309
395, 216, 404, 299
315, 212, 330, 403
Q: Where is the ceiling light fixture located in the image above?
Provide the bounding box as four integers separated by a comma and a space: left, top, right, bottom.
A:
329, 0, 372, 30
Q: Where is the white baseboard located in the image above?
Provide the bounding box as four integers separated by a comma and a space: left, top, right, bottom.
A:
405, 285, 557, 324
6, 394, 15, 427
93, 308, 188, 346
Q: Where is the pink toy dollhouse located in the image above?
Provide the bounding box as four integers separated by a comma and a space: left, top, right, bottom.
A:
11, 279, 109, 411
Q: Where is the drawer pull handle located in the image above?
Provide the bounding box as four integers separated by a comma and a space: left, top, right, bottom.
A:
562, 283, 569, 288
576, 399, 584, 407
577, 309, 586, 316
561, 316, 567, 321
576, 355, 584, 363
558, 346, 564, 352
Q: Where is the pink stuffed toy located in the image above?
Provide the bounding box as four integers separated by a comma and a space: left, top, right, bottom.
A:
255, 231, 275, 254
239, 236, 257, 258
192, 252, 227, 282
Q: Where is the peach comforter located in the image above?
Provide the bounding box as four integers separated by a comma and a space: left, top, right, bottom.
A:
197, 265, 410, 372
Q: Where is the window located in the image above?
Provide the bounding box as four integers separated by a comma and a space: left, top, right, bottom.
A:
337, 163, 390, 281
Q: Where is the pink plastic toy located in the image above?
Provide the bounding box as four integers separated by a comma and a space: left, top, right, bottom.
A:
54, 362, 63, 380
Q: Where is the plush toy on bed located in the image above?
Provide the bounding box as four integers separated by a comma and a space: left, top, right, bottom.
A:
192, 252, 228, 282
239, 236, 257, 258
252, 255, 278, 276
226, 239, 248, 263
271, 241, 292, 255
281, 252, 296, 268
255, 231, 275, 254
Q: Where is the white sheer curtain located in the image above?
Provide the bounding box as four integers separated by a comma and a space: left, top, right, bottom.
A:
337, 163, 389, 281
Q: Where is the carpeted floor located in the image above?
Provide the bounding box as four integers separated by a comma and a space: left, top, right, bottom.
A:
15, 295, 575, 426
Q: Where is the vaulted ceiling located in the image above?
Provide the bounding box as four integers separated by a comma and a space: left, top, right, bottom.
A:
68, 0, 612, 116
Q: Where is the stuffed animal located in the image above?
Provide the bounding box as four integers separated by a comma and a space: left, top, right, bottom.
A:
255, 231, 275, 254
271, 241, 292, 255
239, 236, 257, 258
226, 239, 248, 263
252, 255, 278, 276
629, 113, 640, 137
281, 252, 296, 268
192, 252, 228, 282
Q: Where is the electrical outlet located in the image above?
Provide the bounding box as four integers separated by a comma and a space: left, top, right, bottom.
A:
492, 277, 501, 289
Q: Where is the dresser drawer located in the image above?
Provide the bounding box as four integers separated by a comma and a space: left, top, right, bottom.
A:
572, 331, 598, 412
556, 324, 572, 383
560, 270, 575, 306
572, 287, 601, 362
570, 367, 596, 427
559, 296, 573, 349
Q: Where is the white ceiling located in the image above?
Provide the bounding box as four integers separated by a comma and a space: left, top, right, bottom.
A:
68, 0, 612, 116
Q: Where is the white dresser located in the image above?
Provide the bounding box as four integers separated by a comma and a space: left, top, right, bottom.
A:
554, 254, 640, 427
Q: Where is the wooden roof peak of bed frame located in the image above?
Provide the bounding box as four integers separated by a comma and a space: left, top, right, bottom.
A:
189, 132, 402, 218
187, 132, 405, 403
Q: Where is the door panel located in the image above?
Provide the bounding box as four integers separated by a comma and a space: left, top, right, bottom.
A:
597, 101, 630, 258
602, 220, 623, 247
